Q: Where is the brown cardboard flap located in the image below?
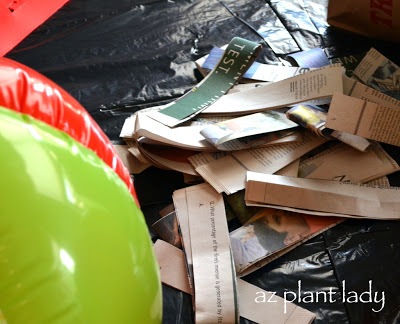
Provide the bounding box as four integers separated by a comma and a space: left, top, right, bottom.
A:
327, 0, 400, 43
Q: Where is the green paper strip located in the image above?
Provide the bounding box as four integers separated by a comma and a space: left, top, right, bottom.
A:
152, 37, 262, 126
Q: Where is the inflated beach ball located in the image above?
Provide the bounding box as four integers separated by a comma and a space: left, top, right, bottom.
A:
0, 57, 161, 323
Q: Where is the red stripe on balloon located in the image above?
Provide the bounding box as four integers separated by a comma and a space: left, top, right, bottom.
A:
0, 57, 139, 206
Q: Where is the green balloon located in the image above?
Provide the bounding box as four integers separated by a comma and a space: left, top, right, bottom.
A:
0, 107, 162, 323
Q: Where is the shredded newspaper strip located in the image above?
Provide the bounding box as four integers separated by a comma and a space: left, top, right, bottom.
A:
298, 142, 400, 183
353, 48, 400, 100
201, 65, 343, 115
230, 208, 342, 276
148, 37, 262, 127
326, 93, 400, 147
153, 240, 316, 324
245, 172, 400, 220
196, 46, 318, 82
200, 108, 299, 150
195, 130, 326, 194
174, 184, 239, 323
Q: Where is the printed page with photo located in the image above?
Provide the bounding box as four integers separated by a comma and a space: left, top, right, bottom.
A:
230, 207, 341, 276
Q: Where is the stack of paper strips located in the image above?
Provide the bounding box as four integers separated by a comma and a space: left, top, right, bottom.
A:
118, 40, 400, 324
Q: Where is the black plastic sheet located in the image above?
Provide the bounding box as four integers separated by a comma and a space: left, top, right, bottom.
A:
7, 0, 287, 140
324, 219, 400, 324
7, 0, 400, 323
243, 232, 349, 324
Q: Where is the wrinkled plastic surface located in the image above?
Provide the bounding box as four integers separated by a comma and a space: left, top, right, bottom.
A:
0, 106, 161, 323
6, 0, 293, 140
0, 57, 138, 205
5, 0, 400, 323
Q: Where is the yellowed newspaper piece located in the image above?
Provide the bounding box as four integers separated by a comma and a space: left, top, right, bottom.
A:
136, 138, 198, 175
245, 172, 400, 220
189, 152, 299, 177
231, 207, 342, 277
121, 109, 235, 150
227, 83, 268, 94
325, 93, 400, 147
119, 106, 163, 138
195, 131, 326, 194
298, 142, 400, 183
353, 48, 400, 100
135, 113, 217, 151
188, 151, 230, 169
185, 183, 239, 323
200, 108, 298, 150
366, 176, 390, 187
237, 219, 341, 277
201, 65, 343, 115
276, 159, 300, 177
153, 240, 316, 324
343, 75, 400, 109
153, 240, 192, 294
172, 189, 194, 294
113, 144, 150, 174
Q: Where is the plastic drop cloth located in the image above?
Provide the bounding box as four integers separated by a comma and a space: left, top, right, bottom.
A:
6, 0, 400, 323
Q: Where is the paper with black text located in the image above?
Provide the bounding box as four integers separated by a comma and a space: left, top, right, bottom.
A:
153, 239, 316, 324
353, 48, 400, 100
326, 93, 400, 147
366, 176, 390, 187
195, 131, 326, 194
343, 75, 400, 108
173, 183, 239, 323
185, 183, 239, 323
201, 65, 343, 115
298, 142, 400, 183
